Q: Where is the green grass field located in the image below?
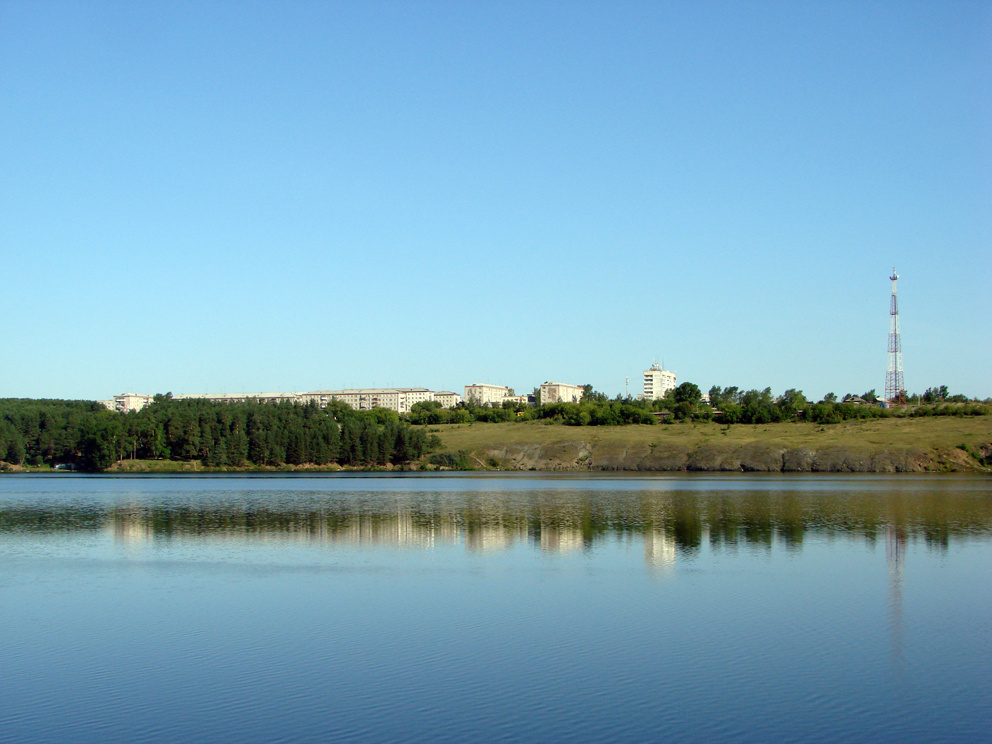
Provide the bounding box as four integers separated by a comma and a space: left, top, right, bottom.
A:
435, 415, 989, 449
430, 415, 992, 471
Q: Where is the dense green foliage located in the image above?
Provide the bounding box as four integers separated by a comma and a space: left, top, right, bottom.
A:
0, 399, 105, 469
404, 384, 989, 429
707, 385, 988, 425
0, 396, 436, 471
407, 398, 656, 426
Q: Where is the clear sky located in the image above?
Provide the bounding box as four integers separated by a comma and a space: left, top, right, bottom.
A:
2, 1, 989, 402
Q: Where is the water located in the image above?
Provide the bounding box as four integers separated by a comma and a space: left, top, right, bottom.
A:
1, 473, 990, 743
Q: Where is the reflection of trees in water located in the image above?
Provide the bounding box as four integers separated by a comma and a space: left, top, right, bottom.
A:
1, 489, 989, 556
670, 495, 705, 556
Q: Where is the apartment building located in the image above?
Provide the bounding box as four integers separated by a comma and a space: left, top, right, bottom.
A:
397, 388, 436, 409
539, 382, 585, 404
105, 387, 462, 415
433, 391, 463, 408
464, 383, 513, 406
100, 393, 155, 413
303, 388, 455, 413
174, 392, 300, 405
642, 363, 676, 400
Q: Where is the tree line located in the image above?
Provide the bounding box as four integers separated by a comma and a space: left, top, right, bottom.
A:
3, 384, 987, 470
707, 385, 988, 424
403, 382, 989, 428
0, 395, 438, 471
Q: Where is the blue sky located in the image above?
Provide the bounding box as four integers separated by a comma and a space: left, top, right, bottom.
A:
2, 1, 989, 401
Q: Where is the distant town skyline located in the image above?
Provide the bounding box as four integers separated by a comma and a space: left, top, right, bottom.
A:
2, 3, 989, 401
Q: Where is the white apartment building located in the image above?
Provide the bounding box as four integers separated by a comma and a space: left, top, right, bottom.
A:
104, 387, 462, 415
539, 382, 585, 404
320, 389, 400, 412
174, 392, 301, 405
642, 363, 676, 400
304, 388, 448, 414
397, 388, 435, 408
100, 393, 155, 413
433, 391, 463, 408
464, 383, 513, 406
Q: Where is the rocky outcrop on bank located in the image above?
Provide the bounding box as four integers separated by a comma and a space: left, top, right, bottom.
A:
476, 441, 987, 473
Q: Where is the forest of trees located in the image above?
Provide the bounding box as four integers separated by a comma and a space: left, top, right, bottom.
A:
0, 396, 437, 472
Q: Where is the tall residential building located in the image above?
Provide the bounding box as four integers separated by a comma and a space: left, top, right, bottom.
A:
539, 382, 585, 404
642, 363, 676, 400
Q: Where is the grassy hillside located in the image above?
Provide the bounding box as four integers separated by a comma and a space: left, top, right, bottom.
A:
429, 416, 992, 472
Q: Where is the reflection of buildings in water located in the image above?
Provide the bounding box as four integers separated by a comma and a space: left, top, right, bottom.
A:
332, 512, 440, 550
101, 506, 464, 551
247, 511, 463, 551
644, 530, 677, 571
72, 492, 990, 563
539, 525, 584, 554
106, 506, 154, 545
465, 524, 528, 552
886, 524, 907, 666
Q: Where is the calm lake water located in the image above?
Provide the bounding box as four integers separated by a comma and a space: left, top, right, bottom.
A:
1, 473, 990, 743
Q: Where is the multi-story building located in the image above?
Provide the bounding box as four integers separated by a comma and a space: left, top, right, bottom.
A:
317, 389, 400, 412
642, 363, 676, 400
174, 392, 301, 405
433, 391, 463, 408
105, 387, 462, 415
464, 383, 513, 406
539, 382, 585, 404
303, 388, 449, 414
100, 393, 155, 413
397, 388, 435, 409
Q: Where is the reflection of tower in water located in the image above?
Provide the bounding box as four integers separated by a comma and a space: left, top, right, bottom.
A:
885, 524, 907, 665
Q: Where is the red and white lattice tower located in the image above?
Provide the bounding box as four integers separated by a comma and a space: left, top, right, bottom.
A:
885, 268, 905, 404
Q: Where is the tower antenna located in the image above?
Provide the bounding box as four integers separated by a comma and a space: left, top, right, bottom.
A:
885, 268, 905, 404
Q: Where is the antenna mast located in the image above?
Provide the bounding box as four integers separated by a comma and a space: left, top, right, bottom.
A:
885, 268, 905, 404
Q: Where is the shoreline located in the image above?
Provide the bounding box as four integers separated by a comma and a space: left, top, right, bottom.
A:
3, 418, 989, 475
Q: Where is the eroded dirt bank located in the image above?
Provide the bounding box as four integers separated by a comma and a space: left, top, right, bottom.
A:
475, 441, 986, 472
